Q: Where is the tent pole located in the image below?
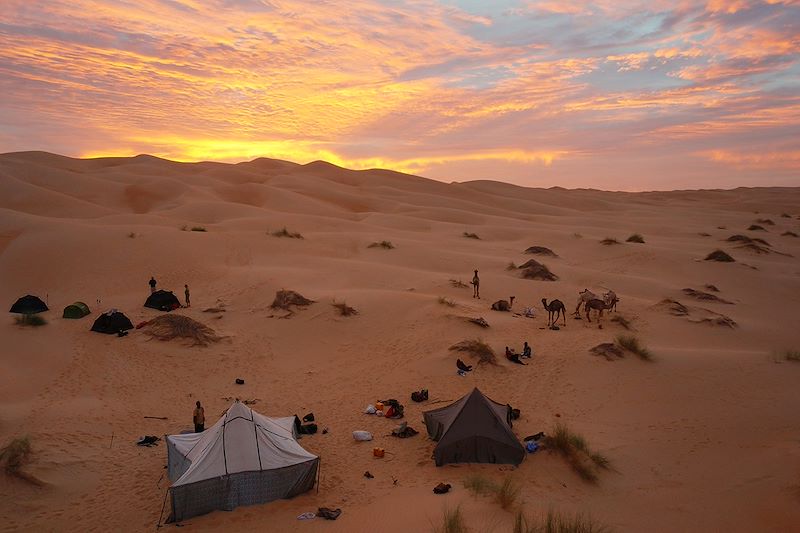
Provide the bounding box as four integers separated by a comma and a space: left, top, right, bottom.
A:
316, 458, 321, 494
156, 488, 169, 529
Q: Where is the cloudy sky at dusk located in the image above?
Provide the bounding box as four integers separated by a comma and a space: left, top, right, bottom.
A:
1, 0, 798, 190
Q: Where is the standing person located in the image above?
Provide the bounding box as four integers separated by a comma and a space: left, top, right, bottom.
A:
471, 269, 480, 299
184, 284, 191, 307
193, 401, 205, 433
149, 276, 157, 294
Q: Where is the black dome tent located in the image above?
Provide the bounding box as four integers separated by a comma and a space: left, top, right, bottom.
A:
145, 290, 181, 312
10, 295, 48, 314
91, 310, 133, 334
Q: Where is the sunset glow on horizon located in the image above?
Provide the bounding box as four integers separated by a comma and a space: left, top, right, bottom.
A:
1, 0, 798, 190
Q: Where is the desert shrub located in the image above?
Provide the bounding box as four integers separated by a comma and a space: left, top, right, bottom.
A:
782, 231, 798, 237
600, 237, 620, 245
271, 227, 303, 239
191, 226, 207, 232
626, 233, 645, 243
15, 314, 47, 327
747, 224, 766, 231
785, 350, 800, 362
463, 232, 480, 239
463, 474, 497, 496
507, 261, 518, 270
520, 261, 558, 281
0, 436, 32, 475
127, 232, 136, 238
332, 301, 358, 316
755, 218, 775, 225
615, 334, 652, 361
610, 315, 632, 330
449, 279, 469, 289
698, 232, 711, 237
368, 240, 394, 249
781, 213, 791, 218
270, 290, 314, 310
438, 296, 456, 307
143, 314, 221, 346
524, 246, 558, 257
449, 339, 496, 365
466, 317, 490, 328
573, 233, 583, 239
704, 250, 735, 262
434, 505, 467, 533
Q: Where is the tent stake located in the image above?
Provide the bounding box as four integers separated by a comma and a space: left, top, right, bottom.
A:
109, 432, 114, 449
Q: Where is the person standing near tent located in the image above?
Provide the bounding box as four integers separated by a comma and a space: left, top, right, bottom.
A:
184, 284, 190, 307
471, 269, 480, 299
193, 401, 205, 432
149, 276, 157, 294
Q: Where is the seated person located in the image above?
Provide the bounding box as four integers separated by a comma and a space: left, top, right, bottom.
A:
522, 341, 532, 358
505, 346, 526, 365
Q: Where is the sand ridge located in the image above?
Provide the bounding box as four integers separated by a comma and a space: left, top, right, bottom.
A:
1, 151, 799, 532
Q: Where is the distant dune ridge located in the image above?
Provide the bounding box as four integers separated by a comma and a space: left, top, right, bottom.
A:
1, 151, 800, 532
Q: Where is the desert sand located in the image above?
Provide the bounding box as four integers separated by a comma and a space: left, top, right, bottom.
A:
1, 151, 799, 532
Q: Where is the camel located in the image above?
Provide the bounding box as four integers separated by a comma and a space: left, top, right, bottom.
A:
574, 289, 599, 316
542, 298, 566, 327
602, 290, 618, 311
584, 298, 615, 323
491, 296, 515, 312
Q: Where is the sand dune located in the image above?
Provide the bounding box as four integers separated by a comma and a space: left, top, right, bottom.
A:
1, 151, 799, 532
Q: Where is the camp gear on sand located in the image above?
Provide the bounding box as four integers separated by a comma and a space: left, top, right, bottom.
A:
364, 471, 374, 479
456, 359, 472, 372
137, 435, 160, 446
524, 432, 545, 442
373, 447, 384, 458
391, 422, 419, 438
353, 431, 373, 441
433, 483, 451, 494
297, 512, 315, 520
526, 441, 540, 453
317, 508, 341, 520
411, 389, 428, 402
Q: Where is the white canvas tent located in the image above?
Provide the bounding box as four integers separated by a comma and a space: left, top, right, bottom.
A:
165, 401, 319, 522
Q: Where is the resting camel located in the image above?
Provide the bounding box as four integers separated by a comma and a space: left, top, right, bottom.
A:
491, 296, 515, 312
584, 298, 615, 323
542, 298, 566, 327
574, 289, 599, 315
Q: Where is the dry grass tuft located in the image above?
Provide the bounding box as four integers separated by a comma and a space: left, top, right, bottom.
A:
755, 218, 775, 225
782, 231, 798, 237
682, 288, 733, 304
15, 314, 47, 327
466, 316, 490, 328
127, 232, 136, 238
785, 350, 800, 362
438, 296, 456, 307
463, 474, 497, 496
332, 301, 358, 316
271, 227, 303, 239
600, 237, 620, 245
271, 290, 314, 310
704, 250, 735, 262
449, 279, 469, 289
463, 232, 480, 239
495, 476, 521, 510
610, 315, 633, 330
1, 436, 32, 475
434, 505, 467, 533
143, 314, 222, 346
449, 339, 497, 365
698, 232, 711, 237
589, 343, 624, 360
747, 224, 766, 231
190, 226, 207, 232
615, 334, 653, 361
544, 423, 610, 484
520, 261, 558, 281
368, 240, 395, 249
507, 261, 518, 270
533, 509, 612, 533
626, 233, 645, 243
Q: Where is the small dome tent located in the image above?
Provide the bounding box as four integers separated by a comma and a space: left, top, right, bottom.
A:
91, 310, 133, 334
423, 387, 525, 466
10, 295, 48, 314
63, 302, 91, 319
145, 290, 181, 312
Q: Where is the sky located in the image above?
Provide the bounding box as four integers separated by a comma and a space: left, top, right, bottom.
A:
0, 0, 798, 190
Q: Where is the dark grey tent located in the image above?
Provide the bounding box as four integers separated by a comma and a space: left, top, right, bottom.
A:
145, 290, 181, 311
91, 310, 133, 334
63, 302, 91, 319
10, 295, 48, 314
423, 387, 524, 466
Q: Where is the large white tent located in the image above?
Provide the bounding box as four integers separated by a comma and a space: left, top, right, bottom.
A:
166, 401, 319, 522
